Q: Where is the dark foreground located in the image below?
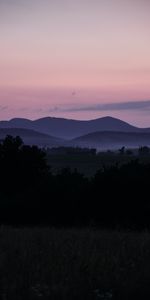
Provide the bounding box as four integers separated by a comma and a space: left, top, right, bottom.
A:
0, 227, 150, 300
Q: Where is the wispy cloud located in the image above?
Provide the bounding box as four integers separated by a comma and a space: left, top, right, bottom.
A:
64, 100, 150, 112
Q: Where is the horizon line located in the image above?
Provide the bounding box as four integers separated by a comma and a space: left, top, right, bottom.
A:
0, 115, 147, 129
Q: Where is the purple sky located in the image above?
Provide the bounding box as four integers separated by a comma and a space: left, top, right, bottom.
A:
0, 0, 150, 126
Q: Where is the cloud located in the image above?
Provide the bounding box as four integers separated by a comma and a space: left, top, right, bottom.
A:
65, 100, 150, 112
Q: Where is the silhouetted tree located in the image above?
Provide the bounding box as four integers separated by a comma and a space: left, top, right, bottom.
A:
119, 146, 125, 155
1, 135, 150, 229
138, 146, 150, 156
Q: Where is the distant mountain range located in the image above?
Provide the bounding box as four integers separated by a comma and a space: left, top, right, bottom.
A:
0, 116, 150, 149
0, 116, 149, 139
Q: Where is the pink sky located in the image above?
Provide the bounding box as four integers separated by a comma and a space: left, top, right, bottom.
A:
0, 0, 150, 126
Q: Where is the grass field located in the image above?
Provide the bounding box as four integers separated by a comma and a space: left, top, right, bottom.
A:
0, 227, 150, 299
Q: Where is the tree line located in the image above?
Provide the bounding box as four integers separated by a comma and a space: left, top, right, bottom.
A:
0, 135, 150, 229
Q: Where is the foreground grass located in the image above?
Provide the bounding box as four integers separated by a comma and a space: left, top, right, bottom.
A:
0, 227, 150, 299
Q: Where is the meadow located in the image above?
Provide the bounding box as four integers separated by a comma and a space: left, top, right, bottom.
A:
47, 147, 150, 177
0, 227, 150, 300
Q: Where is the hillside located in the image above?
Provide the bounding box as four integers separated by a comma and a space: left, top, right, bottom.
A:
72, 131, 150, 149
0, 128, 63, 147
0, 116, 147, 139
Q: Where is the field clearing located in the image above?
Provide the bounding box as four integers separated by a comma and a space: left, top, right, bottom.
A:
0, 227, 150, 299
47, 152, 150, 176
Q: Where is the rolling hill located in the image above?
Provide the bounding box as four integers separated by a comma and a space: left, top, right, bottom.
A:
0, 128, 64, 148
72, 131, 150, 150
0, 116, 147, 139
1, 116, 150, 149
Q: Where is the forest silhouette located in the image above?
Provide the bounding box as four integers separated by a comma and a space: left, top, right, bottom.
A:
0, 135, 150, 229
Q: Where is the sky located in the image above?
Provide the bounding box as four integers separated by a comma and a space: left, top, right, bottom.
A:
0, 0, 150, 126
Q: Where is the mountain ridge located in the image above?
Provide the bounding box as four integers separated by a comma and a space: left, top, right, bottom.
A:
0, 116, 149, 139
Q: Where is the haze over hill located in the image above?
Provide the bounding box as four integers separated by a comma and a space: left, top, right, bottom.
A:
0, 116, 148, 139
72, 131, 150, 150
1, 116, 150, 149
0, 128, 63, 148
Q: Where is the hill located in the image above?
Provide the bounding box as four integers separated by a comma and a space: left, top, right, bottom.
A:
72, 131, 150, 149
0, 128, 63, 147
0, 116, 147, 139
